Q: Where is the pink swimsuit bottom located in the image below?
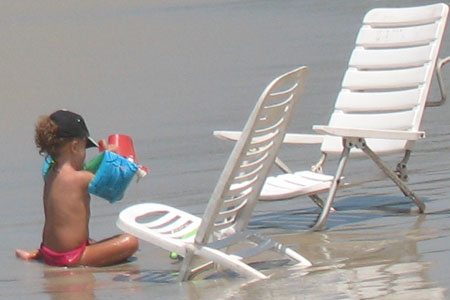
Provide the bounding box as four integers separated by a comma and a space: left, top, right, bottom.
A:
39, 240, 88, 267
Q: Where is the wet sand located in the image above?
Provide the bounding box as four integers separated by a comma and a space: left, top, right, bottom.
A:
1, 0, 450, 299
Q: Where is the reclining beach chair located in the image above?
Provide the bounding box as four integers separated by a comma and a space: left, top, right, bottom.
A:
214, 3, 450, 231
117, 67, 311, 281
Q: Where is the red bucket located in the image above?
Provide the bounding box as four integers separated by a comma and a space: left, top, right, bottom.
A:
99, 134, 137, 162
109, 134, 137, 162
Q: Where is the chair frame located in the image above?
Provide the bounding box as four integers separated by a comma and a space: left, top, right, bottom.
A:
117, 66, 312, 281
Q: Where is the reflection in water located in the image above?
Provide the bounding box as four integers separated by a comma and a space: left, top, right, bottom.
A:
336, 262, 444, 299
42, 263, 146, 299
108, 215, 447, 299
114, 269, 178, 284
277, 215, 447, 299
43, 268, 96, 300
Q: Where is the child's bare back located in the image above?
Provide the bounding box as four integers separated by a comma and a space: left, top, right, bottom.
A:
42, 162, 92, 252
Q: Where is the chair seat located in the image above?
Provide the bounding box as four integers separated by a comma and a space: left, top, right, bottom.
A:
261, 171, 334, 200
117, 203, 202, 257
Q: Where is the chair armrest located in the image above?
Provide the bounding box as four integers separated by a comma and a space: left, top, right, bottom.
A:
427, 55, 450, 107
213, 131, 242, 142
283, 133, 324, 144
312, 125, 425, 140
213, 131, 324, 144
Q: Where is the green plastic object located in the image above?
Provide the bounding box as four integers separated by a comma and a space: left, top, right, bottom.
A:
169, 229, 198, 260
84, 152, 105, 173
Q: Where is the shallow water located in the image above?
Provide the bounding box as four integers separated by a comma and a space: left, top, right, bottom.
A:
1, 0, 450, 299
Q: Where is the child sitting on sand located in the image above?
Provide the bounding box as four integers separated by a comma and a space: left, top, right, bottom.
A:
16, 110, 138, 267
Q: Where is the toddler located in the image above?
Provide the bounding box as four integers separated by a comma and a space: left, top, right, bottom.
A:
16, 110, 138, 267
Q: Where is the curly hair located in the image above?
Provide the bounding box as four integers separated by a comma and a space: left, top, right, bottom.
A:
34, 115, 71, 158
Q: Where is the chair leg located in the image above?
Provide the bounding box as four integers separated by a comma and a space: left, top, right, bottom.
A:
312, 140, 351, 231
178, 250, 195, 281
194, 245, 268, 280
309, 194, 337, 212
275, 157, 293, 173
360, 143, 425, 213
283, 247, 312, 267
248, 233, 312, 267
178, 243, 268, 281
309, 194, 325, 208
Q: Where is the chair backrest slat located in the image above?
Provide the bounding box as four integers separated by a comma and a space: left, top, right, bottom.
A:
329, 110, 417, 131
335, 88, 421, 112
364, 4, 445, 27
342, 66, 427, 90
349, 45, 433, 69
356, 23, 439, 48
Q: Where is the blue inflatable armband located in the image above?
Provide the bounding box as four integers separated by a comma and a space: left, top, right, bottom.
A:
87, 151, 139, 203
42, 156, 55, 179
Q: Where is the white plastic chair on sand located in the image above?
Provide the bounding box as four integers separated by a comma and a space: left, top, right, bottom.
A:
117, 67, 311, 281
214, 3, 450, 231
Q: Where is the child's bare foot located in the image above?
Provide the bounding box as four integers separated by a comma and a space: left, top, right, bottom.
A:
16, 249, 40, 260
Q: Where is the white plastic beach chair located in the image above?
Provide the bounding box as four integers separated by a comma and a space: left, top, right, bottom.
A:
214, 3, 450, 231
117, 67, 311, 281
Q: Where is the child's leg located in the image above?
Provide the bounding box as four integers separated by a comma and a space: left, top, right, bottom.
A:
75, 234, 138, 267
16, 249, 40, 260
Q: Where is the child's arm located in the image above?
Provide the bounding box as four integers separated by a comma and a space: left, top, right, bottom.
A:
80, 169, 95, 185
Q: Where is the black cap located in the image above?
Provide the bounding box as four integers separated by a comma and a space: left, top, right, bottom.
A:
50, 110, 98, 148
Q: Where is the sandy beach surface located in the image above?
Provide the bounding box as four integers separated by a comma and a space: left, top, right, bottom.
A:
1, 0, 450, 299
